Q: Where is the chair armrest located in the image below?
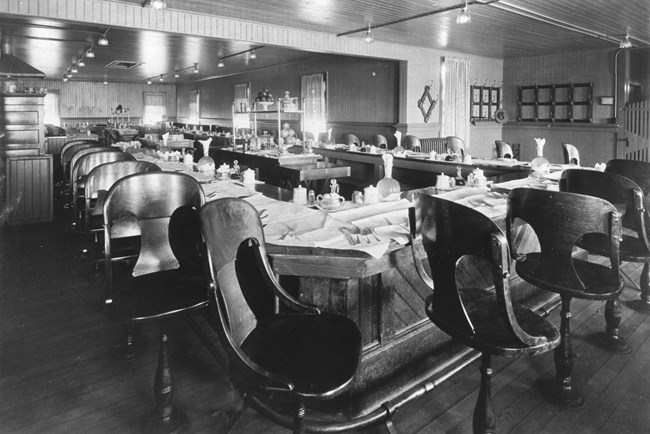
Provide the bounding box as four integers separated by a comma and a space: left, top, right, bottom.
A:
251, 240, 321, 314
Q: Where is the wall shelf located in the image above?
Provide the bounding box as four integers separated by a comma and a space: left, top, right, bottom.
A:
518, 83, 592, 123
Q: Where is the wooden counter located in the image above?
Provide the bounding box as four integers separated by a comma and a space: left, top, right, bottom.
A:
306, 146, 529, 190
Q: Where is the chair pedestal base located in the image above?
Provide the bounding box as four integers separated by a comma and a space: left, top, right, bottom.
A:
628, 263, 650, 314
603, 296, 632, 354
473, 353, 497, 434
554, 296, 586, 410
112, 324, 147, 361
143, 408, 189, 434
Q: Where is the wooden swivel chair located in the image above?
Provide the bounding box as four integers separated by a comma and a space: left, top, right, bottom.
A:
605, 159, 650, 313
560, 168, 642, 353
103, 172, 208, 432
446, 136, 466, 156
59, 142, 104, 201
495, 140, 513, 158
411, 194, 560, 433
370, 133, 388, 149
199, 198, 362, 434
71, 150, 132, 226
403, 135, 422, 152
507, 188, 623, 408
57, 139, 102, 186
562, 143, 581, 165
83, 161, 161, 264
340, 133, 360, 146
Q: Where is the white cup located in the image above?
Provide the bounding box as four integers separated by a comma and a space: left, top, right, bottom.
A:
293, 186, 307, 205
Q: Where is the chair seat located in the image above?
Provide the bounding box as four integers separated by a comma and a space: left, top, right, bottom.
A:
241, 313, 362, 400
516, 253, 623, 300
579, 233, 650, 263
111, 269, 207, 322
426, 288, 560, 357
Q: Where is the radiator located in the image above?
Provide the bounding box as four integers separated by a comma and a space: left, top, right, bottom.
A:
5, 155, 53, 224
420, 137, 447, 154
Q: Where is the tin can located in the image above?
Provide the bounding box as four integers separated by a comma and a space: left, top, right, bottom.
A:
352, 190, 364, 204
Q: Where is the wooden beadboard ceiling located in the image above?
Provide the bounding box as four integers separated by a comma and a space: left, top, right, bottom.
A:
0, 0, 648, 83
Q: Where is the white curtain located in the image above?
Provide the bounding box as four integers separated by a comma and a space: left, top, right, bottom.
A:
441, 56, 471, 151
301, 72, 327, 137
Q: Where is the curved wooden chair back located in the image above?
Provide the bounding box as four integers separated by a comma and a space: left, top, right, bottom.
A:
61, 143, 103, 181
340, 133, 360, 146
69, 147, 110, 183
562, 143, 581, 165
72, 149, 130, 189
85, 161, 161, 229
413, 193, 545, 346
370, 133, 388, 149
200, 199, 273, 347
104, 129, 121, 146
560, 169, 649, 249
104, 172, 205, 280
495, 140, 513, 158
403, 135, 421, 152
60, 139, 102, 163
446, 136, 465, 156
606, 159, 650, 207
507, 188, 622, 291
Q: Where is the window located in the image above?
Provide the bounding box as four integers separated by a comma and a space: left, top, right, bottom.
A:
301, 72, 327, 137
43, 91, 60, 126
188, 90, 199, 124
233, 83, 251, 131
143, 92, 167, 124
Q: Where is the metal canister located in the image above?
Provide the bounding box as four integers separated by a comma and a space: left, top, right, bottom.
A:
352, 190, 364, 204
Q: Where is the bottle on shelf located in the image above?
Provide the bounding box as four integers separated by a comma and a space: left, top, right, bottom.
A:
377, 154, 401, 201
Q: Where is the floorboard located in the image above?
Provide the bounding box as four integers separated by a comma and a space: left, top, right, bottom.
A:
2, 209, 650, 433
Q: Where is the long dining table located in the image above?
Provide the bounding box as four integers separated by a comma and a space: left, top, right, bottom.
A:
131, 148, 560, 416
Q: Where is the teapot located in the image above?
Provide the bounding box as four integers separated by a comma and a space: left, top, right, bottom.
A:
467, 168, 487, 187
316, 192, 345, 210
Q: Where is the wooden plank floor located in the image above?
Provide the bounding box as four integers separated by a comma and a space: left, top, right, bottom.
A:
2, 210, 650, 433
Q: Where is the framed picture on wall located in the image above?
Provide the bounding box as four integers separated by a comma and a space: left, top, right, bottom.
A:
473, 87, 481, 103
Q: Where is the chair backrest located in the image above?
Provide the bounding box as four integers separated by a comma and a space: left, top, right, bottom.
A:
104, 172, 205, 277
60, 139, 102, 163
446, 136, 465, 156
562, 143, 580, 165
61, 143, 103, 180
72, 149, 130, 185
605, 159, 650, 204
507, 188, 622, 291
200, 199, 273, 347
340, 133, 360, 146
104, 129, 121, 146
560, 169, 648, 249
369, 133, 388, 149
69, 147, 111, 182
413, 193, 545, 346
495, 140, 513, 158
403, 135, 421, 152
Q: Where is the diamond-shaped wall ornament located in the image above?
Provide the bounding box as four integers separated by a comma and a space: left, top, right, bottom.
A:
418, 85, 438, 123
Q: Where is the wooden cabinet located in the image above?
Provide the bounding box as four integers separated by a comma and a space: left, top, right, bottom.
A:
233, 99, 305, 140
0, 93, 46, 157
518, 83, 592, 123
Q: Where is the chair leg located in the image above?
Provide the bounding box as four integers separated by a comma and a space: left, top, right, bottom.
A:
293, 401, 305, 434
628, 263, 650, 313
112, 323, 147, 361
602, 295, 631, 354
144, 320, 189, 434
473, 353, 496, 434
554, 295, 585, 409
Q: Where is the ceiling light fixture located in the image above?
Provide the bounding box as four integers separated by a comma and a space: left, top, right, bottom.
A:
217, 59, 225, 68
174, 72, 180, 78
250, 50, 257, 60
78, 59, 85, 67
147, 79, 152, 85
103, 79, 108, 85
85, 47, 95, 58
144, 63, 202, 84
71, 67, 78, 73
159, 74, 164, 82
456, 0, 471, 24
98, 29, 110, 46
63, 77, 68, 82
363, 26, 374, 43
142, 0, 166, 9
193, 63, 199, 73
620, 34, 633, 49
